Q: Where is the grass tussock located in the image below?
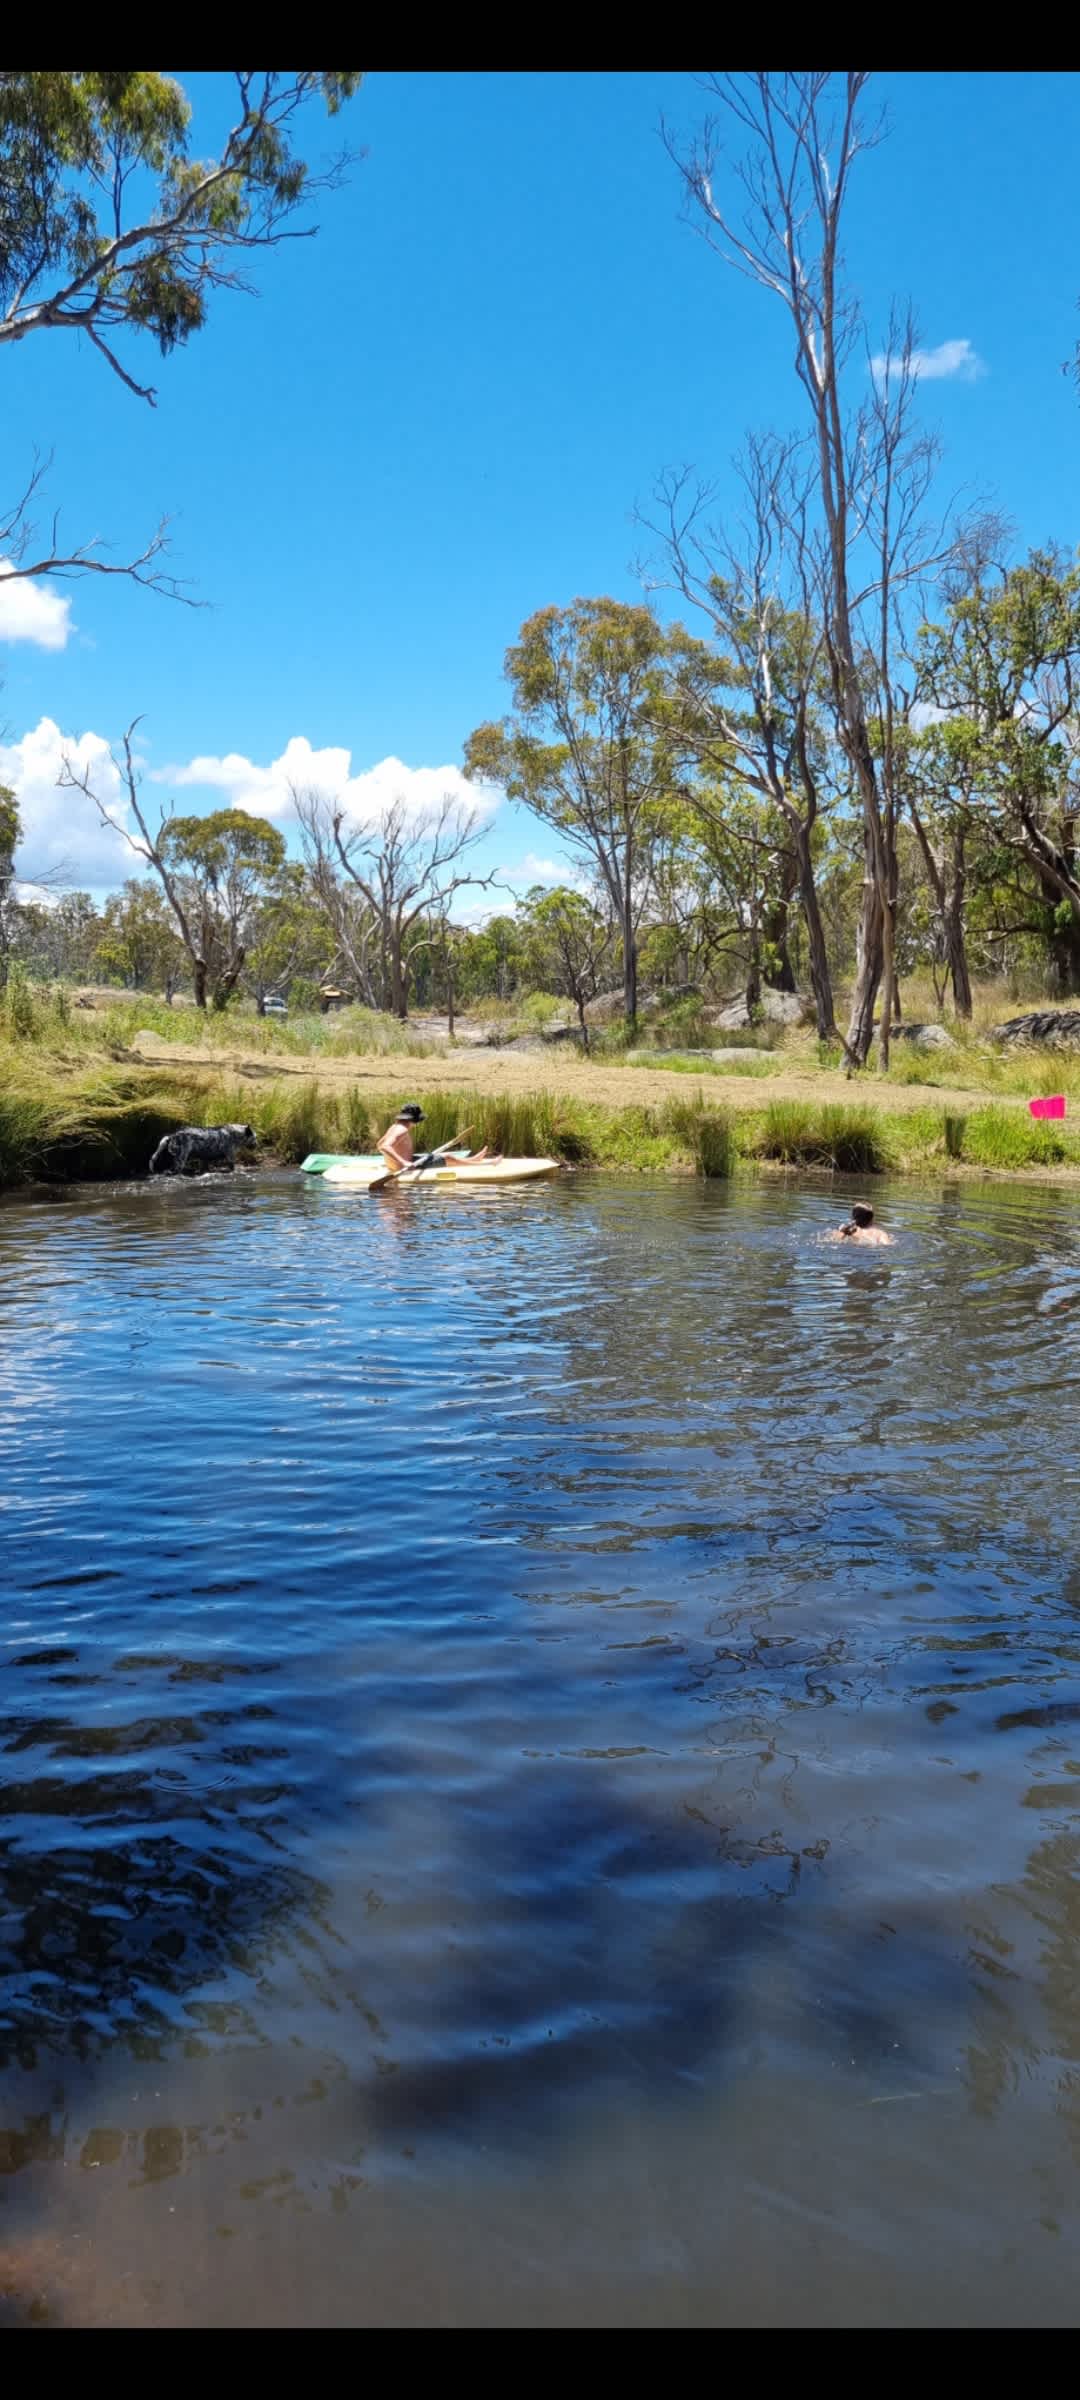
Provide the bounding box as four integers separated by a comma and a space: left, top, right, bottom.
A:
956, 1104, 1074, 1170
661, 1097, 737, 1178
752, 1101, 892, 1174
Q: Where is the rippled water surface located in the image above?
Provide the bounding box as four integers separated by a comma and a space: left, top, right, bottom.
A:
3, 1169, 1080, 2325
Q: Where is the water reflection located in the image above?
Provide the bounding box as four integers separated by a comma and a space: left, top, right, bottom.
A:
3, 1173, 1080, 2323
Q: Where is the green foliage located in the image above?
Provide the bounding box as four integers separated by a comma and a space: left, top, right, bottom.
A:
0, 73, 362, 397
155, 807, 288, 1010
465, 598, 686, 1022
516, 885, 612, 1034
2, 961, 38, 1037
95, 877, 186, 992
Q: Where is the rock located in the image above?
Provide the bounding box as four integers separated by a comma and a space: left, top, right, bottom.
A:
711, 989, 809, 1031
582, 988, 631, 1024
891, 1021, 955, 1050
991, 1009, 1080, 1048
640, 983, 702, 1013
761, 989, 808, 1026
132, 1029, 167, 1048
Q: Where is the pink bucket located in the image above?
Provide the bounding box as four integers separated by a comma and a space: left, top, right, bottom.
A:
1029, 1095, 1066, 1119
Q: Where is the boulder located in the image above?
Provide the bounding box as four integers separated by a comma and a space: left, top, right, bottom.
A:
712, 988, 809, 1032
991, 1009, 1080, 1048
891, 1021, 955, 1050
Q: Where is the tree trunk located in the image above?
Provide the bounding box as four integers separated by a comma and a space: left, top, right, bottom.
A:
192, 956, 208, 1009
622, 910, 637, 1026
794, 821, 838, 1042
1047, 912, 1080, 996
745, 921, 762, 1015
211, 949, 245, 1011
762, 851, 798, 991
846, 830, 884, 1064
945, 860, 972, 1018
576, 993, 591, 1051
389, 944, 408, 1019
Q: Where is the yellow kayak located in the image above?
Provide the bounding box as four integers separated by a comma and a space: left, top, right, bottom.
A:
321, 1156, 559, 1189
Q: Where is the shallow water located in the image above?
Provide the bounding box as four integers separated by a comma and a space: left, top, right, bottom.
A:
2, 1169, 1080, 2326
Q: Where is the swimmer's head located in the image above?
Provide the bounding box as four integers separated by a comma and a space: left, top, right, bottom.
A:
851, 1201, 874, 1228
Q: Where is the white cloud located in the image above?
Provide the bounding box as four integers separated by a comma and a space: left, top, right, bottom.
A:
157, 740, 502, 833
0, 720, 508, 899
870, 336, 986, 387
0, 565, 73, 650
0, 717, 138, 889
501, 851, 570, 890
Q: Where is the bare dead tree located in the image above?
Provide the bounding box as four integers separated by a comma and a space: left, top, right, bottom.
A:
849, 311, 955, 1063
58, 723, 286, 1010
666, 73, 950, 1066
296, 786, 496, 1019
1, 454, 192, 604
60, 720, 206, 977
642, 436, 849, 1046
292, 786, 381, 1007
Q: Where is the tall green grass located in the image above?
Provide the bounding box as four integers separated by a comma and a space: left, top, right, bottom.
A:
753, 1101, 891, 1173
661, 1098, 736, 1178
956, 1105, 1074, 1170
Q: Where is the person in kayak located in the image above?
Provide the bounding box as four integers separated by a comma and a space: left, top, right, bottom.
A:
833, 1200, 893, 1246
375, 1104, 501, 1175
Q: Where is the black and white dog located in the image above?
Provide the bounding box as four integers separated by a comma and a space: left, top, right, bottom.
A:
149, 1122, 256, 1177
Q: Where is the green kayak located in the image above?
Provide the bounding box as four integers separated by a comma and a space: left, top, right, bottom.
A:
300, 1152, 381, 1174
300, 1149, 473, 1175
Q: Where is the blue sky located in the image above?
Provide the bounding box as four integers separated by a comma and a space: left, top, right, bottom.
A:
2, 68, 1078, 900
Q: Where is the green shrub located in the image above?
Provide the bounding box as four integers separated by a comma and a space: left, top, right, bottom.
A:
2, 964, 38, 1040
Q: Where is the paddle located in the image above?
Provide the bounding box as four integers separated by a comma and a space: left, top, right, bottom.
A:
367, 1128, 473, 1193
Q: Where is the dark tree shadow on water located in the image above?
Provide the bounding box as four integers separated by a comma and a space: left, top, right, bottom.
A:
0, 1623, 1023, 2325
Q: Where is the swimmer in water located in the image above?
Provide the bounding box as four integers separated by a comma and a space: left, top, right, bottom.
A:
834, 1200, 893, 1247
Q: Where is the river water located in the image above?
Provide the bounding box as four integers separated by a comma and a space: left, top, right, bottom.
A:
2, 1169, 1080, 2326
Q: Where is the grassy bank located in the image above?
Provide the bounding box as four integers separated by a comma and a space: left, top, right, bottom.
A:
4, 978, 1080, 1192
4, 1052, 1080, 1191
